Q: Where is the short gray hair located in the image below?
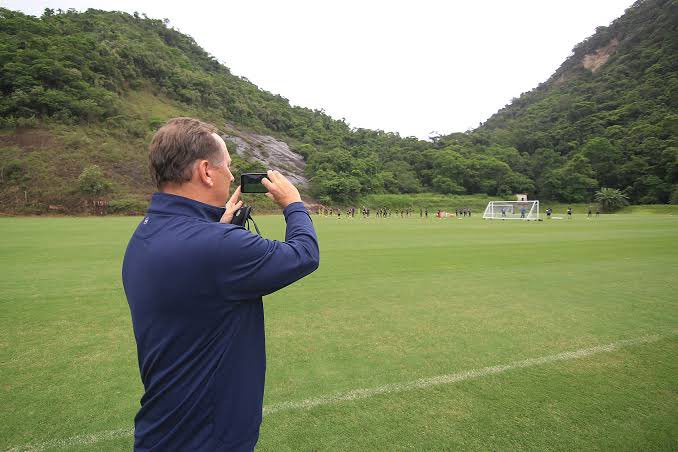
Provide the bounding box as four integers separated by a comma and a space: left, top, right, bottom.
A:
148, 117, 222, 189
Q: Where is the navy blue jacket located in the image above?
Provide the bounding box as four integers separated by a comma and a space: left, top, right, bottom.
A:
122, 193, 319, 451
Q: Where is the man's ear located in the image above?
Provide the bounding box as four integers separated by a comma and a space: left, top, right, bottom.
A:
197, 160, 213, 187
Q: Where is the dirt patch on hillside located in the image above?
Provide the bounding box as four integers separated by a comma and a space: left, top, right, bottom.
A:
582, 37, 619, 73
0, 129, 56, 149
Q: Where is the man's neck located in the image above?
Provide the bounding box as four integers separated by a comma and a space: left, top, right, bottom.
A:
161, 184, 222, 208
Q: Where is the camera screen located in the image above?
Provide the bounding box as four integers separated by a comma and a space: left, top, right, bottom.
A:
241, 173, 268, 193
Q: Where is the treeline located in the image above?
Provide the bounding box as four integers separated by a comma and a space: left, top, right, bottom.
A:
0, 0, 676, 207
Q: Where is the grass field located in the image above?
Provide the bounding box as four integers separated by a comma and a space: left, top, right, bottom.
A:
1, 211, 677, 451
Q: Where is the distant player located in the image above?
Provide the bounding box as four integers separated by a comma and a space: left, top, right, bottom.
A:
588, 207, 592, 218
596, 207, 600, 217
546, 208, 552, 219
567, 207, 572, 219
425, 209, 428, 218
520, 207, 526, 218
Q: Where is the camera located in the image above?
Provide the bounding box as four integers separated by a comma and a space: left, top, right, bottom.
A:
241, 173, 268, 194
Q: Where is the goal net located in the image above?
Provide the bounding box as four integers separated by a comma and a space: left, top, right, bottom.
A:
483, 200, 539, 220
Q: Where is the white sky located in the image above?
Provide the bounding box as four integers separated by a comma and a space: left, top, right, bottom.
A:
3, 0, 634, 139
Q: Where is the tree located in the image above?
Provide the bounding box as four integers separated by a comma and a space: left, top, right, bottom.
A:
381, 161, 421, 193
581, 137, 621, 187
541, 154, 598, 202
594, 187, 629, 212
77, 165, 111, 199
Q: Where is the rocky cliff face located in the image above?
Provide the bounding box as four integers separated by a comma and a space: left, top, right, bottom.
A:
221, 124, 308, 189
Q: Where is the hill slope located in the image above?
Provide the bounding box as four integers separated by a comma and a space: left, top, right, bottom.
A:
0, 1, 676, 213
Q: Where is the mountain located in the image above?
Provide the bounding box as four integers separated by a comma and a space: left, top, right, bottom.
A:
0, 1, 676, 213
466, 0, 678, 203
0, 7, 429, 213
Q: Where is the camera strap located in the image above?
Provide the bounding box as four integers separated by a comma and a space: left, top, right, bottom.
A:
245, 215, 261, 235
231, 205, 261, 236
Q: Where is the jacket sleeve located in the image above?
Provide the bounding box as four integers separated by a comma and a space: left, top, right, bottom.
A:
215, 202, 320, 301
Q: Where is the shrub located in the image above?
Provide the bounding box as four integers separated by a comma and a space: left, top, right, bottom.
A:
77, 165, 111, 198
108, 198, 147, 215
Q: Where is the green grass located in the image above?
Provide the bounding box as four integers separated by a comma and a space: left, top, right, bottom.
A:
1, 213, 677, 450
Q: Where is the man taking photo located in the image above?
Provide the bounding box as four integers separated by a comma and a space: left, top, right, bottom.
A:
122, 117, 320, 451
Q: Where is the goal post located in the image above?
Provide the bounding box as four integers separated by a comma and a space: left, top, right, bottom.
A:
483, 200, 539, 220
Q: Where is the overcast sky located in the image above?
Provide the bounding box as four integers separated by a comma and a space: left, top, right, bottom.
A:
4, 0, 634, 139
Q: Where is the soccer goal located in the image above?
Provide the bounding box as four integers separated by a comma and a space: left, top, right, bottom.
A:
483, 200, 539, 220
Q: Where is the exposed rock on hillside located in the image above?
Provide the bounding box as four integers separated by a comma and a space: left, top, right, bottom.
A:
221, 124, 308, 189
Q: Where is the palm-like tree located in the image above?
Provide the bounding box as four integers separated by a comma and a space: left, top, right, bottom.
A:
594, 187, 629, 212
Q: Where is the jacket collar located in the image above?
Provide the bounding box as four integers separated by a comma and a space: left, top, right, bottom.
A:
147, 192, 225, 222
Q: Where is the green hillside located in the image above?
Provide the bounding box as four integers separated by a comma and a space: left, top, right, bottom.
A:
0, 1, 676, 213
467, 0, 678, 204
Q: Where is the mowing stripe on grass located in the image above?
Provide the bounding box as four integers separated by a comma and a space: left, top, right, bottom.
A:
6, 332, 673, 452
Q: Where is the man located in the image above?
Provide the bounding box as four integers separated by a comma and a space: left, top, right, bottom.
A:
567, 207, 573, 219
122, 118, 319, 451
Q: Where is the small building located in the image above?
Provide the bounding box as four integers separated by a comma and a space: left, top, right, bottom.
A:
515, 194, 528, 201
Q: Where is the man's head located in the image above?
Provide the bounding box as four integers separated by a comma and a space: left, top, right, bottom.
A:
149, 117, 234, 206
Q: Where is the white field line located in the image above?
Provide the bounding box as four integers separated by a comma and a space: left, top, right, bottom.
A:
6, 332, 673, 452
263, 333, 668, 415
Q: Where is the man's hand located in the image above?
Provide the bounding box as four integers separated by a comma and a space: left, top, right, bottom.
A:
220, 186, 243, 224
262, 170, 302, 209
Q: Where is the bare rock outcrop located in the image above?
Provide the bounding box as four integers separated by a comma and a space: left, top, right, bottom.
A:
221, 124, 308, 189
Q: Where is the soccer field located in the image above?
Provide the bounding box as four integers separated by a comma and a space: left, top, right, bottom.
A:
1, 213, 677, 451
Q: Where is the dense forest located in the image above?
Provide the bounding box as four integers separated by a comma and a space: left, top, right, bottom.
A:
0, 0, 676, 212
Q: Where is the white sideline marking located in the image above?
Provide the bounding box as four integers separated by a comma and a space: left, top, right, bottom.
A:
6, 428, 134, 452
263, 333, 669, 415
6, 333, 673, 452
